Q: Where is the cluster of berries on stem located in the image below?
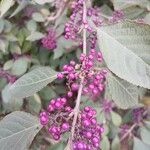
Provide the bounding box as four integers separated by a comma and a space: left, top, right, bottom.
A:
57, 49, 107, 99
40, 99, 104, 150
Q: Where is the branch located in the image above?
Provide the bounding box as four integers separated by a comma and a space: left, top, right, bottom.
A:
120, 124, 137, 142
66, 1, 87, 149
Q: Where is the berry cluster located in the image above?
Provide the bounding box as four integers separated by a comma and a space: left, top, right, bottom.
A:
41, 28, 57, 50
64, 0, 84, 40
39, 97, 72, 140
64, 0, 96, 49
40, 100, 103, 149
57, 49, 107, 98
87, 7, 103, 26
73, 106, 104, 150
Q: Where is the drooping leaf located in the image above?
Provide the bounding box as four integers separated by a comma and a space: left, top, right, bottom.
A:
107, 73, 139, 109
0, 111, 42, 150
133, 137, 150, 150
9, 67, 57, 99
0, 0, 15, 18
97, 20, 150, 89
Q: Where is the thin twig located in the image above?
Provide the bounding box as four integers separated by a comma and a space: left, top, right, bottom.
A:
83, 1, 87, 54
120, 124, 137, 142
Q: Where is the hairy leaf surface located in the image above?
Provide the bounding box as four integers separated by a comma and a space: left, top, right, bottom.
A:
107, 73, 139, 109
10, 67, 57, 99
0, 111, 42, 150
97, 21, 150, 89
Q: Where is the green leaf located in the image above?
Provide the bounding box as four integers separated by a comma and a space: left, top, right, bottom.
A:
27, 94, 41, 114
32, 12, 45, 22
9, 67, 57, 99
100, 136, 110, 150
133, 137, 150, 150
0, 111, 42, 150
0, 0, 15, 18
2, 84, 23, 112
11, 58, 28, 76
140, 127, 150, 145
111, 111, 122, 126
3, 60, 14, 70
9, 43, 21, 54
100, 4, 113, 16
111, 136, 121, 150
26, 20, 37, 32
107, 73, 139, 109
39, 86, 56, 102
53, 37, 73, 59
26, 32, 45, 41
17, 28, 27, 46
97, 20, 150, 89
53, 47, 64, 59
